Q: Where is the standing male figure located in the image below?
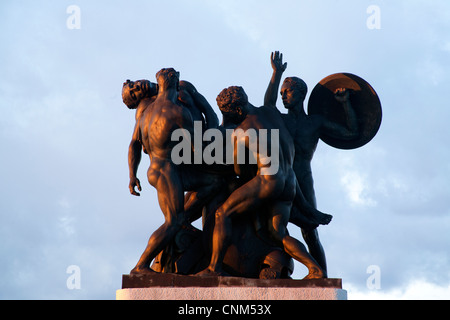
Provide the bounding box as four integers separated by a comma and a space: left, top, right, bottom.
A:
264, 51, 359, 277
123, 68, 223, 274
199, 85, 332, 279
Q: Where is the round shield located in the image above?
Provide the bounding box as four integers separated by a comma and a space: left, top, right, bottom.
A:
307, 73, 382, 150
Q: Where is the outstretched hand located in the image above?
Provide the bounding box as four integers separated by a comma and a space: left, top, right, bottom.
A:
129, 177, 142, 196
271, 51, 287, 73
334, 88, 351, 103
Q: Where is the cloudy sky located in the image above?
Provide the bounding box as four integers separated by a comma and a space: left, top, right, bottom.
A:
1, 0, 449, 300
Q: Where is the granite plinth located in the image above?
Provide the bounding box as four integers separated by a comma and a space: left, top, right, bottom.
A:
116, 274, 347, 300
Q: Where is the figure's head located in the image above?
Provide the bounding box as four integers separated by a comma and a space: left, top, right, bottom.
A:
216, 86, 249, 124
155, 68, 180, 91
280, 77, 308, 109
122, 79, 155, 109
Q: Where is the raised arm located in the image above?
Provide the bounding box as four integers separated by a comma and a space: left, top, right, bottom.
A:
322, 88, 359, 140
264, 51, 287, 109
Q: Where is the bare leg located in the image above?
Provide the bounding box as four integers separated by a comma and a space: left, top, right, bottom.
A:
298, 174, 328, 277
268, 201, 324, 279
131, 217, 183, 274
294, 179, 332, 226
181, 167, 225, 223
183, 177, 223, 224
198, 175, 281, 276
131, 163, 185, 274
302, 228, 327, 278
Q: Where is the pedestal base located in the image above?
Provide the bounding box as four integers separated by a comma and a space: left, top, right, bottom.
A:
117, 286, 347, 300
116, 274, 347, 300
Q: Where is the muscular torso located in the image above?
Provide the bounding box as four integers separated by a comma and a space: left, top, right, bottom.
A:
282, 113, 322, 206
282, 114, 321, 167
235, 106, 296, 201
240, 106, 294, 170
139, 96, 194, 160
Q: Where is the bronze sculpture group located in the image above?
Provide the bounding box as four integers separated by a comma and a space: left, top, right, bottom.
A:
122, 52, 382, 280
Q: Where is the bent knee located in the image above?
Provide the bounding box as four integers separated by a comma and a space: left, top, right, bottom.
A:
164, 216, 185, 231
268, 223, 287, 244
268, 230, 285, 247
215, 208, 225, 221
214, 207, 230, 224
259, 175, 284, 199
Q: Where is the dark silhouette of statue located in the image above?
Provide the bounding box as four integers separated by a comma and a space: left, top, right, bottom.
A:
121, 52, 381, 280
122, 71, 298, 278
264, 52, 359, 277
197, 85, 332, 279
123, 69, 223, 275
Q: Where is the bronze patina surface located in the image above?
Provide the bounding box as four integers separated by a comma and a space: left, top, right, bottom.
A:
121, 52, 382, 281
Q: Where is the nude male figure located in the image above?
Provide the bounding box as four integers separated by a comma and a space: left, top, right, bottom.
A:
264, 51, 359, 277
123, 68, 222, 274
199, 86, 332, 279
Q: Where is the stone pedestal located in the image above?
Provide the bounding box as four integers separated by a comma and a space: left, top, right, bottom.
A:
116, 274, 347, 300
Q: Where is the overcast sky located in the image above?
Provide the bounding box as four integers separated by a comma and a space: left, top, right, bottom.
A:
1, 0, 449, 300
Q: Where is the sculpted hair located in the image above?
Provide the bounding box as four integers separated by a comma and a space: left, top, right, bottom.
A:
216, 86, 248, 114
284, 77, 308, 98
122, 81, 139, 109
155, 68, 180, 89
122, 80, 157, 109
